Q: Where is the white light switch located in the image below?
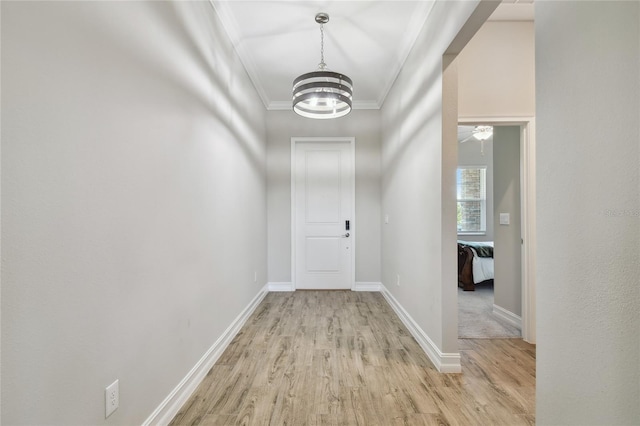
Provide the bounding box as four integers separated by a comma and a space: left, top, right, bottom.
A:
500, 213, 510, 225
384, 214, 389, 224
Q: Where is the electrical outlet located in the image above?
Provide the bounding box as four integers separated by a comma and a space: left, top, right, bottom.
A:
105, 379, 119, 418
396, 274, 400, 287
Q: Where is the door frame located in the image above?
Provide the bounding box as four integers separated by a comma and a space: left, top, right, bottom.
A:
290, 136, 356, 291
458, 117, 536, 344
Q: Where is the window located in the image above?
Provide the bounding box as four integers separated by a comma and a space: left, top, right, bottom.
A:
457, 167, 486, 234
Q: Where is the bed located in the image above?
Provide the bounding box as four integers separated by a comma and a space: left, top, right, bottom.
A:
457, 240, 494, 291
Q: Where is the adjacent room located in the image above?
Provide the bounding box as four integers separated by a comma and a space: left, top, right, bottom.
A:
457, 124, 523, 339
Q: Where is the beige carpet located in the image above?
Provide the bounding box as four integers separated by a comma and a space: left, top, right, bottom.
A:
458, 284, 521, 338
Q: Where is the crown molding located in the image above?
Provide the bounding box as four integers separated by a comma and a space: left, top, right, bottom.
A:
376, 0, 437, 108
210, 0, 271, 109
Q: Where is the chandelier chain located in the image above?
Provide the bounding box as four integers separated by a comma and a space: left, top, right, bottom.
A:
319, 23, 326, 69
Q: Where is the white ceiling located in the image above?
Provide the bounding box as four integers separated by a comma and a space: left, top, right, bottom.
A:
211, 0, 534, 111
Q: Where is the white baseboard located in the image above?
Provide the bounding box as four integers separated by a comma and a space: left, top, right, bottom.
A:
492, 304, 522, 330
380, 284, 461, 373
268, 282, 294, 292
142, 284, 269, 426
353, 281, 382, 291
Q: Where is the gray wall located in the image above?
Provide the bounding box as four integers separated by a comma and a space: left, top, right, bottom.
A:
457, 132, 494, 242
492, 126, 521, 316
266, 110, 381, 284
2, 2, 267, 424
536, 1, 640, 424
381, 0, 480, 355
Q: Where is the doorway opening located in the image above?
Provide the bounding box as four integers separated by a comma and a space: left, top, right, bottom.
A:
458, 117, 536, 343
457, 124, 522, 338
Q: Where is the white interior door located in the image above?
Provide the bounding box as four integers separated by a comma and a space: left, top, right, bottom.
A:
293, 138, 354, 290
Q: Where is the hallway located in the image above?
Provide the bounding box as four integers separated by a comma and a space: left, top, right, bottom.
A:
170, 291, 535, 425
3, 1, 637, 423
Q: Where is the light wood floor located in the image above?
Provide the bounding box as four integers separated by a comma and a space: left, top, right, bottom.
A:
170, 291, 535, 425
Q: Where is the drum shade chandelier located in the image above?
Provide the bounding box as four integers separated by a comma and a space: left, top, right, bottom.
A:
292, 13, 353, 119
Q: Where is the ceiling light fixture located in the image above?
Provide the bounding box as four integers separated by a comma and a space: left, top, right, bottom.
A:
292, 13, 353, 119
473, 126, 493, 141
